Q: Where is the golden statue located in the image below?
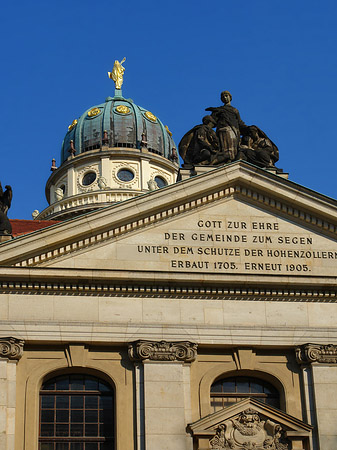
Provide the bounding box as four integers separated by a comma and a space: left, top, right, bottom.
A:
108, 57, 126, 90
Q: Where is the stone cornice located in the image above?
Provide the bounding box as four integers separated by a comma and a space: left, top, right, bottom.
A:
128, 340, 197, 363
0, 337, 24, 360
296, 343, 337, 364
0, 276, 337, 302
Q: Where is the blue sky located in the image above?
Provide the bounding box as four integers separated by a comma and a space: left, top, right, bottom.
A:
1, 1, 337, 219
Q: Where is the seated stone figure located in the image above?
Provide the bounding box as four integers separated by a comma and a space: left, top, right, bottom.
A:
178, 116, 219, 166
238, 126, 279, 168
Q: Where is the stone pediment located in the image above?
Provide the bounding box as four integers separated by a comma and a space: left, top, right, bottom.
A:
1, 162, 337, 286
188, 398, 312, 450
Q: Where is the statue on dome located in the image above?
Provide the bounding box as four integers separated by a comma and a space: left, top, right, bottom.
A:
108, 57, 126, 90
179, 90, 279, 169
0, 182, 12, 236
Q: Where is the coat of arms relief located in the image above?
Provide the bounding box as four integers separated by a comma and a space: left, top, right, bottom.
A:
209, 408, 289, 450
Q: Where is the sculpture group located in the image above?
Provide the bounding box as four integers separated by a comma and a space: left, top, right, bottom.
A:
179, 91, 279, 169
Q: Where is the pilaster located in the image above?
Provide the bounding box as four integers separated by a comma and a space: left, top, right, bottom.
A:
0, 338, 24, 450
296, 343, 337, 450
128, 340, 197, 450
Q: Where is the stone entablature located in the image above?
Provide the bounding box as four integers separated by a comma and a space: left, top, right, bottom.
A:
128, 340, 197, 362
0, 337, 24, 360
296, 343, 337, 364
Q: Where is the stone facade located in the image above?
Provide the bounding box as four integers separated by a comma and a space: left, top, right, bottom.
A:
0, 162, 336, 449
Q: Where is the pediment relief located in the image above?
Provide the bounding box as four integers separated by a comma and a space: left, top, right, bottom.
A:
188, 398, 312, 450
1, 162, 337, 275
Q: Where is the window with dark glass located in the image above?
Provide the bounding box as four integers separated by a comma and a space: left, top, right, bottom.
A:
39, 374, 114, 450
82, 172, 97, 186
154, 176, 167, 188
117, 169, 134, 182
210, 376, 280, 412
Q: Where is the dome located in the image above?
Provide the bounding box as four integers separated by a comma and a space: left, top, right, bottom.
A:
61, 91, 176, 164
37, 87, 179, 221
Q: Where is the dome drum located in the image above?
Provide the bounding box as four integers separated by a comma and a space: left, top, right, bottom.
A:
38, 147, 178, 220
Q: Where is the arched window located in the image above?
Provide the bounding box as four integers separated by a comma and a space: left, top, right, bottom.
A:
210, 376, 280, 412
39, 374, 114, 449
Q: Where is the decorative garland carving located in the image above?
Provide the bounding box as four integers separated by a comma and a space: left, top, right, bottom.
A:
0, 337, 24, 360
210, 409, 288, 450
112, 162, 139, 188
296, 343, 337, 364
76, 165, 99, 193
128, 340, 197, 362
150, 168, 170, 184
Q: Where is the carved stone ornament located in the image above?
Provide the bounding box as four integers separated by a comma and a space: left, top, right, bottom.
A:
0, 337, 24, 360
209, 409, 288, 450
128, 340, 197, 363
296, 343, 337, 364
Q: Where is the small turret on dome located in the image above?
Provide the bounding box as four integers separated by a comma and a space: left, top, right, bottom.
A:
36, 61, 179, 221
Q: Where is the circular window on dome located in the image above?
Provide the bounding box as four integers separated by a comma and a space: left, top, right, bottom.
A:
82, 171, 97, 186
117, 169, 134, 182
154, 176, 167, 188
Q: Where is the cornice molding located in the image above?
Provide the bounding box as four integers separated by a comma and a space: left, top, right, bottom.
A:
296, 343, 337, 364
0, 280, 336, 302
0, 337, 24, 360
128, 340, 198, 363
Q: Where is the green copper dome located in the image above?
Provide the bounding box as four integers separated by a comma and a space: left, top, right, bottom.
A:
61, 90, 176, 164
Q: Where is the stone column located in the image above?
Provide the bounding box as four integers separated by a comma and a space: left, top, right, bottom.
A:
0, 337, 24, 450
128, 340, 197, 450
296, 343, 337, 450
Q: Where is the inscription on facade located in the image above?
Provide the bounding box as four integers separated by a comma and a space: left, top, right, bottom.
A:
132, 217, 337, 275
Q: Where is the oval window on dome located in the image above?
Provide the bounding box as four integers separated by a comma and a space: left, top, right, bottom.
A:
82, 172, 97, 186
154, 176, 167, 188
117, 169, 134, 182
